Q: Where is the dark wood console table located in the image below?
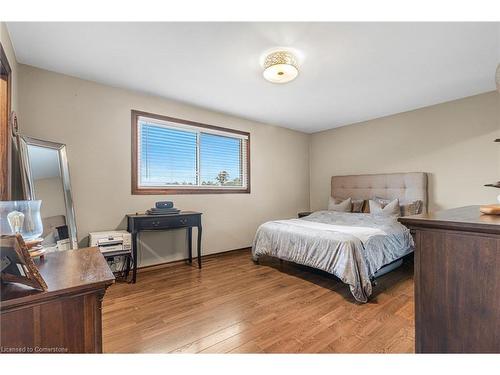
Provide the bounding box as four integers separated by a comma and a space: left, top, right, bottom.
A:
126, 211, 202, 283
0, 247, 115, 353
399, 206, 500, 353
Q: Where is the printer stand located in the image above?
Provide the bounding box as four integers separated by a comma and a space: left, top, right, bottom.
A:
101, 250, 133, 282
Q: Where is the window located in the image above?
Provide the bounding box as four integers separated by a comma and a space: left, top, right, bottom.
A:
132, 110, 250, 194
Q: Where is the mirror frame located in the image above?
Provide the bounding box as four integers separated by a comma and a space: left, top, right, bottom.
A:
18, 135, 78, 249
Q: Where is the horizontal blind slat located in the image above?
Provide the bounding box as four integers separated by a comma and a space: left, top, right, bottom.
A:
138, 118, 248, 189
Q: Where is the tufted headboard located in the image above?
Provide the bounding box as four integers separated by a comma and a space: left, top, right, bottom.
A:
331, 172, 428, 213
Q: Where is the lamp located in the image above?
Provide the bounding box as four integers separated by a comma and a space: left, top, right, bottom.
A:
0, 201, 43, 240
262, 50, 299, 84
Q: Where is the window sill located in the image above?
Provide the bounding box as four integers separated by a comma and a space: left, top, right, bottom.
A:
132, 187, 251, 195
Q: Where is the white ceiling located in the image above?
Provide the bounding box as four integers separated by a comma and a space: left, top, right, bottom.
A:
7, 22, 500, 133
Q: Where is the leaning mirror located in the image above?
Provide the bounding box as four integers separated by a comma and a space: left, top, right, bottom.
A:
18, 136, 78, 250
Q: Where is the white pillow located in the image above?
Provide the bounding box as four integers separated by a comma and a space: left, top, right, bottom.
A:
328, 197, 352, 212
369, 198, 400, 216
374, 196, 423, 216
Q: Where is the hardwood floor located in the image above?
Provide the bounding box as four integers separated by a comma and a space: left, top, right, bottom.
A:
102, 249, 414, 353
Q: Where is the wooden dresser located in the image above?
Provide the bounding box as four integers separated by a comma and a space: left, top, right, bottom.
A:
1, 247, 115, 353
399, 206, 500, 353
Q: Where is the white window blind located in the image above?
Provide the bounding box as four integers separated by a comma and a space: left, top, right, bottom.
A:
137, 115, 249, 190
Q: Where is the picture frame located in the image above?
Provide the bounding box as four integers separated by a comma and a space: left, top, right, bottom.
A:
0, 234, 48, 291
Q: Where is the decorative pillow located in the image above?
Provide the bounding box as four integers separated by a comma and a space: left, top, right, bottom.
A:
351, 199, 365, 213
362, 200, 371, 213
329, 197, 364, 212
328, 197, 352, 212
369, 198, 400, 216
401, 200, 423, 216
375, 196, 423, 216
369, 197, 392, 214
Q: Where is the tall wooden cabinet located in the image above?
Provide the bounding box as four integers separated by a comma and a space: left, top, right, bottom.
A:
1, 247, 115, 353
399, 206, 500, 353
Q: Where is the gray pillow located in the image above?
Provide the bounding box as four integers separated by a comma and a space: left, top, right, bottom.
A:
328, 197, 352, 212
401, 200, 423, 216
351, 199, 365, 213
374, 196, 423, 216
373, 197, 393, 206
369, 198, 400, 216
330, 197, 364, 212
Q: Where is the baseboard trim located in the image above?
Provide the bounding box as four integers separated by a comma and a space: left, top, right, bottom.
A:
137, 246, 251, 274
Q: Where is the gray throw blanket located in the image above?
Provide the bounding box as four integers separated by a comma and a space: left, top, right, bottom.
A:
252, 211, 414, 303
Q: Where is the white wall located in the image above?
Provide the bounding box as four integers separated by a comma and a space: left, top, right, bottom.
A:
310, 91, 500, 212
18, 65, 310, 266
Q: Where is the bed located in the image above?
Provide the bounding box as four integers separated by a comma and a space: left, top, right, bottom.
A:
252, 172, 428, 303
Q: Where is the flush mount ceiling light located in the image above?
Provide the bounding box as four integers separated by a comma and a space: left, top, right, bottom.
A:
262, 50, 299, 84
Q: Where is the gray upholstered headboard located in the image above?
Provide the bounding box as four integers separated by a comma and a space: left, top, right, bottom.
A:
331, 172, 428, 213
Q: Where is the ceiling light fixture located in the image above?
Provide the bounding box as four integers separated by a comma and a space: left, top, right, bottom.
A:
262, 50, 299, 84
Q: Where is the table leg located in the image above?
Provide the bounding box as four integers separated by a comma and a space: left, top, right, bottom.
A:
125, 255, 131, 278
131, 231, 138, 283
187, 227, 193, 264
197, 225, 202, 269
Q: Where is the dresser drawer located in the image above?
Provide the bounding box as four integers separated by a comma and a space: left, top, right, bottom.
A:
137, 215, 198, 230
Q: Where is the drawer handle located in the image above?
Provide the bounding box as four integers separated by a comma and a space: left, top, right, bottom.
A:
153, 221, 160, 226
180, 218, 188, 224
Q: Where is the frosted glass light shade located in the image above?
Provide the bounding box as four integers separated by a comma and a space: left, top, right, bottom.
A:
262, 51, 299, 84
0, 200, 43, 240
263, 63, 299, 83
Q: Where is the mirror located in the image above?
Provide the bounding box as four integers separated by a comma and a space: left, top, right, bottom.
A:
18, 136, 78, 250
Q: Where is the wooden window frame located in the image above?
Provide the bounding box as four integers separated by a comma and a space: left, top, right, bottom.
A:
131, 110, 251, 195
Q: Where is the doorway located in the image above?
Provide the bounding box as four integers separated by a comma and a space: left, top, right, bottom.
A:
1, 42, 12, 200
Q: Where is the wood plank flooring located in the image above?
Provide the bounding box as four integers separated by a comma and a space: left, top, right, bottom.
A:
102, 249, 414, 353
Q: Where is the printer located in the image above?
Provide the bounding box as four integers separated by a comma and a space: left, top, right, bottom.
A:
89, 230, 132, 255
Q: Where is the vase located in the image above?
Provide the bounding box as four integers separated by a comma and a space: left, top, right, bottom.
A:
0, 200, 43, 240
